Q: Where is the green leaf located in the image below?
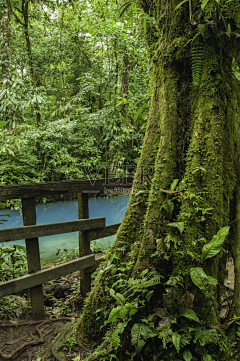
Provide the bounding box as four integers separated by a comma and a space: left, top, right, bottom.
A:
207, 276, 218, 286
136, 338, 146, 354
201, 0, 210, 10
175, 0, 188, 11
180, 309, 200, 323
168, 222, 184, 235
232, 58, 240, 81
226, 23, 231, 38
170, 179, 179, 191
202, 226, 229, 260
183, 349, 192, 361
119, 1, 132, 18
172, 332, 181, 353
164, 202, 174, 216
0, 121, 8, 128
134, 103, 149, 119
14, 245, 26, 252
190, 267, 208, 290
203, 353, 213, 361
107, 306, 122, 323
146, 290, 154, 302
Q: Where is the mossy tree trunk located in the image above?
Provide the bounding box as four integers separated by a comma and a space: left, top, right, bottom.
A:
75, 1, 240, 359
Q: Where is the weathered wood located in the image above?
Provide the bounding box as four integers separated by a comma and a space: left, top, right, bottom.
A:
0, 217, 106, 243
87, 223, 121, 242
85, 255, 105, 273
22, 198, 44, 320
78, 193, 92, 298
0, 255, 95, 298
0, 177, 133, 202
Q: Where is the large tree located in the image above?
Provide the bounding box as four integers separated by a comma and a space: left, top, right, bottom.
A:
73, 0, 240, 360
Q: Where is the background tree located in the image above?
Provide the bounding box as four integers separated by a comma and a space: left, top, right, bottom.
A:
0, 0, 151, 187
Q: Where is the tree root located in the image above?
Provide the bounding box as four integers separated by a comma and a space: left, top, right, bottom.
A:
0, 317, 74, 359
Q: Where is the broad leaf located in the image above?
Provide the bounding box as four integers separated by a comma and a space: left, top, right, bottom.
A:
190, 267, 208, 290
202, 226, 229, 260
183, 349, 192, 361
180, 309, 200, 323
168, 222, 184, 235
172, 332, 181, 353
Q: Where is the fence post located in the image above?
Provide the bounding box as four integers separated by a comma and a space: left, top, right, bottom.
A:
78, 192, 91, 298
22, 197, 45, 319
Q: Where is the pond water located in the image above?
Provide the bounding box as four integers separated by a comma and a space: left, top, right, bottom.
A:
0, 195, 129, 266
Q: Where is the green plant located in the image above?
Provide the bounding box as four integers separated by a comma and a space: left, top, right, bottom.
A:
191, 42, 204, 87
0, 243, 27, 281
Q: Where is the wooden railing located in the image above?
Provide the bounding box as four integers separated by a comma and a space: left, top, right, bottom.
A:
0, 177, 132, 319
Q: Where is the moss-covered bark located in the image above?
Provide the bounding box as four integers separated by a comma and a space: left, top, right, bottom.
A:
74, 0, 240, 359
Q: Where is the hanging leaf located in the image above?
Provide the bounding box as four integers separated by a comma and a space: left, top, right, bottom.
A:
202, 226, 229, 260
167, 222, 184, 235
180, 309, 200, 323
183, 349, 193, 361
190, 267, 208, 290
175, 0, 188, 11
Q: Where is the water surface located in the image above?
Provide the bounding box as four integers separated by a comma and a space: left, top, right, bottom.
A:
0, 195, 129, 265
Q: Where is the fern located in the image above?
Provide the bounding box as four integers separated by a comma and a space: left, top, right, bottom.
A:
234, 13, 240, 28
194, 328, 218, 346
191, 43, 204, 86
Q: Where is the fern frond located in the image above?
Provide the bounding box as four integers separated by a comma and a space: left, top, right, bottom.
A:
234, 13, 240, 28
191, 43, 204, 87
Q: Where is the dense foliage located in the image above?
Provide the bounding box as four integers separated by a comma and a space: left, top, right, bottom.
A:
0, 0, 151, 185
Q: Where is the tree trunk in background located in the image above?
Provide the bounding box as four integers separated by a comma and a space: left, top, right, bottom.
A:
0, 1, 11, 128
75, 1, 240, 359
21, 0, 41, 126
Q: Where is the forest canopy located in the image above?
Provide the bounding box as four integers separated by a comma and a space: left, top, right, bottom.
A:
0, 0, 151, 186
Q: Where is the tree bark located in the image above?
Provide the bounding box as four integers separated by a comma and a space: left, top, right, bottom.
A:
75, 0, 240, 358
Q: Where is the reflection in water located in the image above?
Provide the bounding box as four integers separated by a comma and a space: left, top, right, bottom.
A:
0, 195, 129, 265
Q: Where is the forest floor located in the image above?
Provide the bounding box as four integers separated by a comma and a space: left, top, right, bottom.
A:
0, 254, 105, 361
0, 258, 235, 361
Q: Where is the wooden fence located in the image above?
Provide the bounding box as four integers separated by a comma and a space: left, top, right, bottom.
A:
0, 177, 132, 319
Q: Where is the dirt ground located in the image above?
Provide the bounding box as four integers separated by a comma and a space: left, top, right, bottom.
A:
0, 269, 96, 361
0, 260, 235, 361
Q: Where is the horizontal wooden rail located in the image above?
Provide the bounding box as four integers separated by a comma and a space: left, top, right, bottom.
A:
0, 254, 95, 298
0, 217, 106, 243
87, 222, 121, 242
0, 177, 133, 202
